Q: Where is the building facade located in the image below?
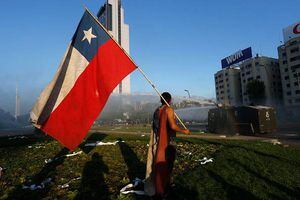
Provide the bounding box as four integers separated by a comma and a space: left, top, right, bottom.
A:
98, 0, 131, 94
278, 37, 300, 106
215, 22, 300, 109
239, 56, 282, 106
215, 67, 242, 106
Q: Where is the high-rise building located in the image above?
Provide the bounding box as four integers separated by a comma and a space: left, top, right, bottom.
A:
215, 54, 283, 107
214, 67, 242, 106
239, 56, 282, 106
278, 33, 300, 106
97, 0, 131, 94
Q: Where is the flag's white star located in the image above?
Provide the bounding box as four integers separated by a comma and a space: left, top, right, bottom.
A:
81, 27, 97, 44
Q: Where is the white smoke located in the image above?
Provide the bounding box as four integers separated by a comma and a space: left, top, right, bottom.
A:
175, 106, 216, 122
99, 93, 215, 122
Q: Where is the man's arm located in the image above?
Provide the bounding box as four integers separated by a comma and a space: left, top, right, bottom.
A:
166, 107, 190, 134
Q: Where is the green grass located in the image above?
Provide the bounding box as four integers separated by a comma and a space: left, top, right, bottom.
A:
92, 124, 152, 133
92, 124, 206, 135
174, 138, 300, 200
0, 132, 299, 200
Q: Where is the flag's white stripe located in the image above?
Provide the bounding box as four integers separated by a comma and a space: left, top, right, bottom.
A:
30, 45, 89, 125
30, 44, 72, 125
53, 47, 89, 111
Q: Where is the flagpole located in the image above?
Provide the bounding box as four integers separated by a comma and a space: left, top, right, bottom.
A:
136, 67, 188, 130
84, 6, 188, 130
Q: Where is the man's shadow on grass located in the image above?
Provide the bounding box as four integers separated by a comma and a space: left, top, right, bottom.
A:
7, 147, 70, 200
75, 152, 109, 200
117, 138, 146, 181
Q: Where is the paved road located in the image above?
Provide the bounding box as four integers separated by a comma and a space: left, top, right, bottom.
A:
0, 127, 35, 137
90, 129, 300, 148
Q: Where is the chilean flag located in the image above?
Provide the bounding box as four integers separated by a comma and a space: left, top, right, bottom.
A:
30, 11, 136, 150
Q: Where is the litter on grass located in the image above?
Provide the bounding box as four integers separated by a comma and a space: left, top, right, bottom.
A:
22, 178, 52, 190
120, 178, 146, 195
269, 139, 281, 145
8, 136, 27, 140
45, 151, 83, 164
85, 140, 125, 147
58, 177, 81, 189
66, 151, 82, 157
45, 158, 57, 164
184, 151, 192, 155
28, 144, 45, 149
196, 157, 214, 165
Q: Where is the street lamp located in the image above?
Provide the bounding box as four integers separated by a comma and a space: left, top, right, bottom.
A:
184, 89, 191, 98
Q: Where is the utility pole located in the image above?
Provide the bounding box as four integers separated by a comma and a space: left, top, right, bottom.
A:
184, 89, 191, 98
15, 83, 20, 121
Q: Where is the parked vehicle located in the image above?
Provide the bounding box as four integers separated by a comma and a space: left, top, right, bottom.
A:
208, 106, 276, 135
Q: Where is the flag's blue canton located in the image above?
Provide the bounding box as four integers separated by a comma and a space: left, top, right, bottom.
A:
71, 11, 110, 62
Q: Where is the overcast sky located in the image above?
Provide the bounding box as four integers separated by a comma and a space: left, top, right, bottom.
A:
0, 0, 299, 114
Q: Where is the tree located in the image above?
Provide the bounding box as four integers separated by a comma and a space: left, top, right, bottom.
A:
246, 80, 266, 105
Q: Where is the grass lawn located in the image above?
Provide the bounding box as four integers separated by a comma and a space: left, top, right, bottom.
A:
0, 131, 299, 200
91, 124, 206, 134
91, 124, 152, 133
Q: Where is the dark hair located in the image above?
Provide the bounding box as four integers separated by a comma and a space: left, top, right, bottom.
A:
161, 92, 172, 105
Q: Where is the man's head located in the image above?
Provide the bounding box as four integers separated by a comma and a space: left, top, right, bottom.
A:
161, 92, 172, 105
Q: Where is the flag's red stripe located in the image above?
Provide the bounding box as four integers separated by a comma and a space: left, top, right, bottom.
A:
41, 39, 136, 150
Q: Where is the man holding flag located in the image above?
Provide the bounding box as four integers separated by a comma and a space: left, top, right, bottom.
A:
145, 92, 190, 198
30, 7, 189, 198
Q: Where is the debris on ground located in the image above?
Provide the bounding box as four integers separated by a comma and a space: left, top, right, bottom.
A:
262, 139, 282, 145
269, 139, 281, 145
196, 157, 214, 165
184, 151, 192, 155
219, 135, 227, 138
58, 177, 81, 189
22, 178, 52, 190
65, 151, 82, 157
120, 178, 145, 195
28, 144, 45, 149
85, 140, 125, 147
45, 158, 57, 164
8, 136, 27, 140
45, 151, 83, 164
